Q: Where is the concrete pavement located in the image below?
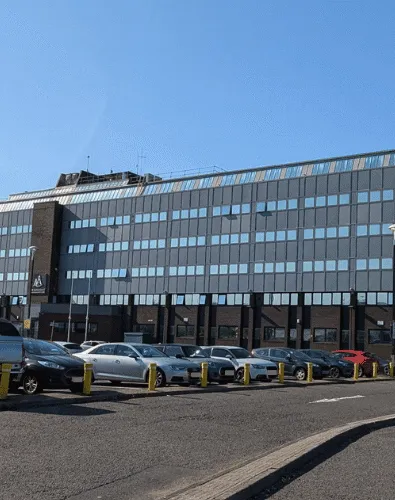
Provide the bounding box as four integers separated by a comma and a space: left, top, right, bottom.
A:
2, 381, 395, 500
255, 426, 395, 499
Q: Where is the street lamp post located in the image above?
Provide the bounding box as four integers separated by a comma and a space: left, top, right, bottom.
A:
26, 245, 38, 336
388, 224, 395, 364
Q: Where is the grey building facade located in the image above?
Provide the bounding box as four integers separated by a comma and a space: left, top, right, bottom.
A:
0, 149, 394, 357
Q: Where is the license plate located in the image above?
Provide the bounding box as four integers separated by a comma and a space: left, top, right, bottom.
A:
225, 370, 234, 376
72, 377, 83, 383
190, 372, 201, 378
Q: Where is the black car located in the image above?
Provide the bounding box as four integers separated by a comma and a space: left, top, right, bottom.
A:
155, 344, 236, 383
300, 349, 354, 378
252, 347, 330, 380
16, 339, 86, 395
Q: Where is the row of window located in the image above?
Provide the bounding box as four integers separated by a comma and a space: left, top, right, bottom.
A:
356, 224, 393, 237
212, 204, 251, 216
254, 262, 296, 273
256, 199, 298, 212
52, 321, 98, 334
304, 194, 350, 208
0, 248, 31, 258
356, 258, 392, 270
303, 226, 349, 239
131, 266, 164, 278
170, 236, 206, 248
302, 260, 349, 272
172, 208, 208, 220
66, 270, 93, 279
211, 233, 249, 245
169, 265, 205, 276
0, 272, 28, 281
0, 225, 32, 236
99, 241, 129, 252
97, 268, 127, 279
67, 244, 95, 254
135, 212, 167, 223
256, 230, 297, 243
357, 190, 393, 204
209, 263, 248, 275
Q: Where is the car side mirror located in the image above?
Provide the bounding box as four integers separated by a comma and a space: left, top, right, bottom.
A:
128, 354, 138, 359
286, 354, 292, 361
225, 354, 232, 360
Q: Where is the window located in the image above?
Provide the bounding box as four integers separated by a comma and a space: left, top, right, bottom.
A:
176, 325, 195, 338
256, 202, 266, 212
338, 226, 349, 238
326, 227, 337, 238
305, 198, 315, 208
218, 326, 238, 339
313, 328, 337, 343
316, 196, 326, 207
357, 225, 368, 237
356, 259, 367, 270
277, 230, 286, 241
315, 228, 325, 239
288, 199, 298, 209
369, 258, 380, 270
303, 261, 313, 272
369, 224, 380, 236
364, 155, 383, 169
254, 263, 263, 273
286, 262, 296, 272
339, 194, 350, 205
275, 262, 285, 273
370, 191, 381, 202
264, 327, 285, 341
326, 260, 336, 271
382, 258, 392, 269
256, 232, 264, 243
312, 162, 330, 175
265, 263, 274, 273
304, 229, 314, 239
277, 200, 287, 211
267, 201, 276, 211
338, 260, 348, 271
265, 168, 281, 181
327, 195, 338, 206
357, 192, 368, 203
383, 190, 394, 201
335, 159, 353, 172
368, 329, 391, 344
285, 166, 302, 178
314, 261, 324, 272
287, 230, 297, 240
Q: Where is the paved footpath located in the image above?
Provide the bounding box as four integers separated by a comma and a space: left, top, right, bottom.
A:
2, 381, 395, 500
254, 426, 395, 499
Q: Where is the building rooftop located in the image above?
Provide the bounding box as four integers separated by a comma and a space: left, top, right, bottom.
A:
1, 148, 394, 213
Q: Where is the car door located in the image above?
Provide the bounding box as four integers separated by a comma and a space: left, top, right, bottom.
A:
84, 344, 117, 379
113, 344, 143, 381
270, 349, 292, 374
211, 348, 234, 365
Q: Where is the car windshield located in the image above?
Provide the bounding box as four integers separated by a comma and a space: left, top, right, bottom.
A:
24, 340, 69, 356
288, 350, 311, 361
133, 345, 167, 358
230, 348, 252, 359
182, 346, 200, 356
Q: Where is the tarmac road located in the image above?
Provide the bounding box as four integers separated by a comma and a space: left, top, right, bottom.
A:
1, 381, 395, 500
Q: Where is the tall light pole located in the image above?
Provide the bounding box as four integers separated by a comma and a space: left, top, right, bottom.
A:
389, 224, 395, 364
26, 245, 38, 336
84, 275, 91, 343
67, 276, 74, 342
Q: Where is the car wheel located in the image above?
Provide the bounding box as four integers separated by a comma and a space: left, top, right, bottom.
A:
294, 368, 307, 381
22, 373, 41, 395
384, 366, 389, 376
235, 368, 244, 383
330, 366, 341, 379
69, 383, 83, 393
155, 368, 166, 388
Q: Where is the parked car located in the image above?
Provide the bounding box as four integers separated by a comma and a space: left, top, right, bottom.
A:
252, 347, 330, 381
0, 319, 24, 388
299, 349, 354, 378
155, 344, 235, 383
15, 339, 85, 395
80, 340, 106, 351
332, 350, 387, 377
199, 346, 278, 382
75, 343, 201, 387
54, 341, 83, 355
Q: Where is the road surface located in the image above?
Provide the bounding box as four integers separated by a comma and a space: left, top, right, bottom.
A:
1, 381, 395, 499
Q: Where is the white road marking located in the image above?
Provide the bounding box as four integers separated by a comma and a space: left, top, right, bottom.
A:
309, 395, 365, 404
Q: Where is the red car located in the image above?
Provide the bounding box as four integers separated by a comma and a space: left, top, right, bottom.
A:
332, 350, 377, 377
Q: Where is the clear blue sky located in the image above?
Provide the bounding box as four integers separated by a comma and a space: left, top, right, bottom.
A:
0, 0, 394, 198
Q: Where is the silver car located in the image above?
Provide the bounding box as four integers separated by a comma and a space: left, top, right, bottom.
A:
75, 343, 201, 387
80, 340, 106, 351
53, 341, 83, 355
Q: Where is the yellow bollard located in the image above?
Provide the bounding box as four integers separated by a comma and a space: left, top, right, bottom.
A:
148, 362, 157, 391
372, 362, 378, 379
278, 362, 285, 384
244, 363, 250, 385
306, 362, 313, 383
0, 363, 12, 400
390, 362, 394, 378
353, 363, 359, 381
83, 363, 93, 395
201, 362, 208, 388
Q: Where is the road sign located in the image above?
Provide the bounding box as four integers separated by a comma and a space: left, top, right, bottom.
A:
24, 319, 31, 329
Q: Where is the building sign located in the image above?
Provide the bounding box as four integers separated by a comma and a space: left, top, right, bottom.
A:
31, 274, 47, 295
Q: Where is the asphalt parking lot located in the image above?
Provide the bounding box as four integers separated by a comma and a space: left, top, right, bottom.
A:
2, 381, 395, 500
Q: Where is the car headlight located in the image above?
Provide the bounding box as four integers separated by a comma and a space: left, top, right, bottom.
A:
170, 365, 187, 371
38, 361, 65, 370
313, 364, 320, 368
251, 364, 265, 369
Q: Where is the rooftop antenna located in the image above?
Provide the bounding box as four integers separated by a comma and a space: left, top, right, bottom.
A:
137, 149, 146, 176
86, 155, 90, 172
